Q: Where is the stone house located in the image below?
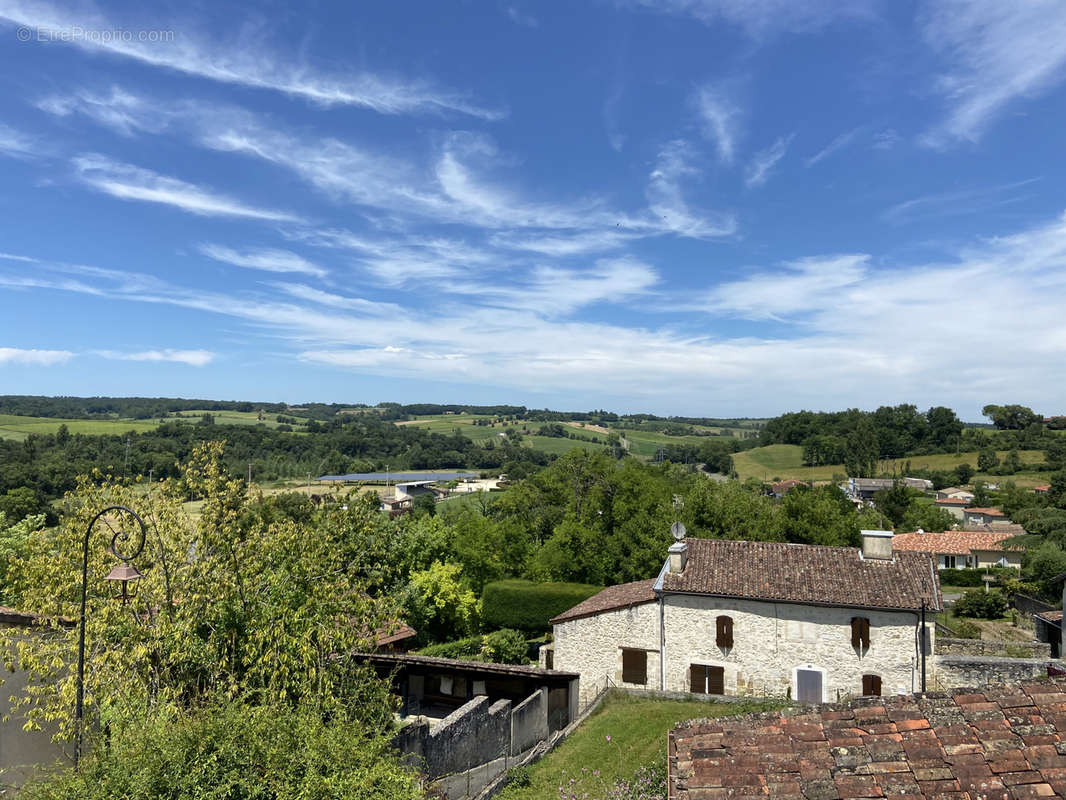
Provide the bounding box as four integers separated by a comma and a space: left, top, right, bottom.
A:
546, 532, 941, 706
936, 486, 975, 502
891, 530, 1023, 570
933, 496, 969, 520
962, 506, 1010, 527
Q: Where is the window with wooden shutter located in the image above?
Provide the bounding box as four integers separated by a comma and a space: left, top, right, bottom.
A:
716, 615, 734, 649
621, 649, 647, 685
707, 666, 725, 694
862, 674, 882, 696
851, 616, 870, 649
689, 664, 705, 694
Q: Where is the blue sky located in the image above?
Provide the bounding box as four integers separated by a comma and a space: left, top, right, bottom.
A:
1, 0, 1065, 418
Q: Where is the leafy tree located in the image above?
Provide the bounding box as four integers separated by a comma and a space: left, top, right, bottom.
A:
0, 486, 49, 524
1050, 470, 1066, 510
1003, 449, 1022, 474
412, 491, 437, 517
871, 483, 916, 528
971, 480, 994, 507
954, 463, 975, 485
844, 418, 879, 478
0, 512, 42, 607
925, 406, 963, 448
977, 448, 999, 472
953, 589, 1008, 619
778, 485, 870, 547
4, 443, 398, 744
982, 404, 1041, 430
481, 628, 528, 664
1025, 541, 1066, 597
402, 561, 480, 643
1047, 439, 1066, 470
898, 502, 956, 533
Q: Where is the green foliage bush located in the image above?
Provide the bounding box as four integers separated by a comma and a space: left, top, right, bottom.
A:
417, 635, 485, 660
936, 567, 1018, 587
19, 701, 422, 800
482, 628, 529, 664
953, 589, 1009, 619
482, 579, 602, 632
953, 619, 981, 639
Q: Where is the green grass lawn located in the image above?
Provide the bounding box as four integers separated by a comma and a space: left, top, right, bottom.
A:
0, 413, 160, 441
496, 691, 785, 800
733, 444, 1048, 485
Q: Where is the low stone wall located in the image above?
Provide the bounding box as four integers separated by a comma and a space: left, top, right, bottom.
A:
932, 655, 1049, 690
935, 637, 1051, 659
510, 688, 548, 756
394, 688, 552, 798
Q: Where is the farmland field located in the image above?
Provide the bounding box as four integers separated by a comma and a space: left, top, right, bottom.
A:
733, 444, 1048, 486
0, 413, 160, 442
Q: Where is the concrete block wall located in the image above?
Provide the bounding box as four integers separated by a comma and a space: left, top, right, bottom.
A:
423, 696, 511, 778
510, 688, 548, 756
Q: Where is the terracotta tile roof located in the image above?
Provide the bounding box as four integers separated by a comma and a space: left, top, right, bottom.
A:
772, 479, 809, 493
892, 530, 1023, 556
670, 677, 1066, 800
550, 579, 657, 624
355, 651, 579, 679
1037, 610, 1063, 624
965, 507, 1007, 516
1036, 485, 1051, 493
661, 539, 941, 612
374, 623, 417, 647
934, 496, 970, 505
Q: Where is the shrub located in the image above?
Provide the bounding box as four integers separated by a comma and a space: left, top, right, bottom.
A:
417, 635, 484, 660
953, 619, 981, 639
482, 579, 602, 632
19, 700, 421, 800
481, 628, 529, 664
953, 589, 1009, 619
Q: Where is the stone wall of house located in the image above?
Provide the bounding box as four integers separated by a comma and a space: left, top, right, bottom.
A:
931, 655, 1049, 690
552, 601, 661, 705
661, 595, 928, 702
935, 637, 1051, 659
552, 594, 933, 704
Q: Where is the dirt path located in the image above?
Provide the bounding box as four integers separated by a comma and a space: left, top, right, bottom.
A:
565, 421, 611, 435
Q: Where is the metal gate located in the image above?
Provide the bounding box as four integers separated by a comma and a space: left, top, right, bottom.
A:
796, 668, 822, 704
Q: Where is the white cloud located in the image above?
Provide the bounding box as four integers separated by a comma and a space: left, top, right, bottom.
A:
0, 0, 501, 119
646, 141, 737, 238
805, 127, 862, 167
0, 123, 40, 158
199, 244, 327, 278
0, 347, 74, 365
692, 85, 741, 164
488, 230, 634, 256
919, 0, 1066, 145
73, 154, 303, 222
705, 254, 870, 319
4, 210, 1066, 414
96, 349, 215, 366
745, 133, 794, 188
871, 128, 900, 151
38, 86, 167, 136
506, 7, 539, 27
622, 0, 877, 38
271, 283, 402, 315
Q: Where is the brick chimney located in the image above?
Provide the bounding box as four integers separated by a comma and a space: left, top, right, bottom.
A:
861, 529, 893, 560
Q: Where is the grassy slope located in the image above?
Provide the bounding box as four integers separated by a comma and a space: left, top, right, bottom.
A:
733, 444, 1048, 486
0, 409, 310, 442
497, 691, 783, 800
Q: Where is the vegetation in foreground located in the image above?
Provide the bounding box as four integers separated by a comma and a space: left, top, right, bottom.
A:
497, 691, 785, 800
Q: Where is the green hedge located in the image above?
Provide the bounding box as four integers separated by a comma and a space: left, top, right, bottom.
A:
482, 579, 602, 632
417, 636, 484, 660
937, 567, 1017, 587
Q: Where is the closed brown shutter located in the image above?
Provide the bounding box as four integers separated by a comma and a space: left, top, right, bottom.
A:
689, 664, 705, 694
716, 615, 734, 649
708, 666, 725, 695
851, 617, 870, 649
621, 649, 647, 685
862, 674, 882, 696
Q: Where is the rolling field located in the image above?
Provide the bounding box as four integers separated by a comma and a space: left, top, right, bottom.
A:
169, 410, 307, 430
733, 444, 1048, 485
0, 413, 159, 441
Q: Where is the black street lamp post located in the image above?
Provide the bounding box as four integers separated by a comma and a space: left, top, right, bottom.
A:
74, 505, 146, 767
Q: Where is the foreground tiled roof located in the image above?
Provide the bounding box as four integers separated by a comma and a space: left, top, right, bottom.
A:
550, 579, 657, 623
892, 530, 1022, 556
670, 677, 1066, 799
661, 539, 941, 612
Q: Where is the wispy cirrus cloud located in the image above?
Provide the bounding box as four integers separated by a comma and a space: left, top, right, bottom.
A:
805, 127, 863, 167
96, 349, 215, 366
0, 346, 74, 365
0, 0, 502, 119
621, 0, 877, 38
0, 123, 42, 159
199, 244, 327, 278
646, 140, 737, 238
919, 0, 1066, 146
880, 178, 1041, 225
3, 209, 1066, 413
73, 154, 303, 222
692, 84, 741, 165
745, 133, 794, 188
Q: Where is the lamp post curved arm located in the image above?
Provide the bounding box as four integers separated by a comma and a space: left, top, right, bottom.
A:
74, 505, 146, 767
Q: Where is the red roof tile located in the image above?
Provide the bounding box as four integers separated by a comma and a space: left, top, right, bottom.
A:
934, 497, 970, 505
965, 507, 1007, 516
661, 538, 940, 612
550, 579, 657, 624
892, 530, 1022, 556
670, 677, 1066, 800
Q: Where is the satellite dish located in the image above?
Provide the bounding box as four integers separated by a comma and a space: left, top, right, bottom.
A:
671, 521, 686, 541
